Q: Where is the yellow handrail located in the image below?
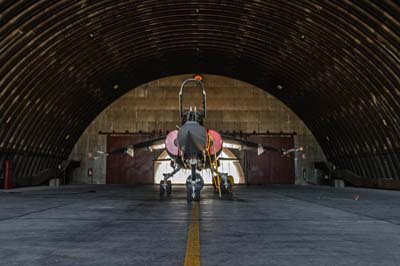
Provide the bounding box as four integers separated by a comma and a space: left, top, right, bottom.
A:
206, 134, 222, 198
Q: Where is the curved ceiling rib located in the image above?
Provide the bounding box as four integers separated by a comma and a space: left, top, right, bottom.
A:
0, 1, 399, 185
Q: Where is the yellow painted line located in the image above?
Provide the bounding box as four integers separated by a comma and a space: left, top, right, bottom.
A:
184, 202, 200, 266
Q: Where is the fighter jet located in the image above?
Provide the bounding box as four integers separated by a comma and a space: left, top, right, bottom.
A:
104, 77, 303, 202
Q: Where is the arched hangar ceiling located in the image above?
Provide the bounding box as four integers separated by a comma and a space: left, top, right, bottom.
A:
0, 1, 399, 185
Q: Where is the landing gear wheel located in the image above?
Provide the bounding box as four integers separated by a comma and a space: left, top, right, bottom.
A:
220, 184, 226, 194
226, 185, 233, 195
186, 188, 201, 202
187, 189, 192, 202
166, 180, 172, 195
225, 186, 233, 199
227, 175, 234, 195
221, 182, 233, 194
160, 180, 165, 195
194, 189, 201, 201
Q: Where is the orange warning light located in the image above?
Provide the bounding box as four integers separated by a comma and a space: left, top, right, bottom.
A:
194, 75, 203, 81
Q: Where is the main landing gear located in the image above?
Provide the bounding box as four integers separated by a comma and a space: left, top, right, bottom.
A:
160, 166, 181, 196
160, 180, 172, 196
212, 173, 234, 197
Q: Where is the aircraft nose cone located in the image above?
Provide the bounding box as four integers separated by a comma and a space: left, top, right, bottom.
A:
178, 122, 207, 155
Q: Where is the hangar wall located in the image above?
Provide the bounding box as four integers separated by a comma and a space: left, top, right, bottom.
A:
69, 75, 326, 184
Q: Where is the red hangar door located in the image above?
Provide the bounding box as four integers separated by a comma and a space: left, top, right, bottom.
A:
246, 135, 295, 185
106, 135, 154, 185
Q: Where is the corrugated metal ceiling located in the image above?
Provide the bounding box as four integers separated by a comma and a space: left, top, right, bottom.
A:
0, 1, 399, 183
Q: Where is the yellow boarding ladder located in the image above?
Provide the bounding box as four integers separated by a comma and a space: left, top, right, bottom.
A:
206, 134, 222, 198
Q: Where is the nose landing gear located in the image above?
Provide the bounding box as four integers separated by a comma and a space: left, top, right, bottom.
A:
186, 173, 204, 202
186, 165, 204, 202
160, 180, 172, 196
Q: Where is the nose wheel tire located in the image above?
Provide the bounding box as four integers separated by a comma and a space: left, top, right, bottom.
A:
187, 188, 201, 202
194, 189, 200, 201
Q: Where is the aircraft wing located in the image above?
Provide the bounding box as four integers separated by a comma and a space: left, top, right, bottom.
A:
105, 136, 166, 157
222, 135, 303, 156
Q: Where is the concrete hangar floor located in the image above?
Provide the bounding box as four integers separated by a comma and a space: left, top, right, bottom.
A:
1, 185, 399, 266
